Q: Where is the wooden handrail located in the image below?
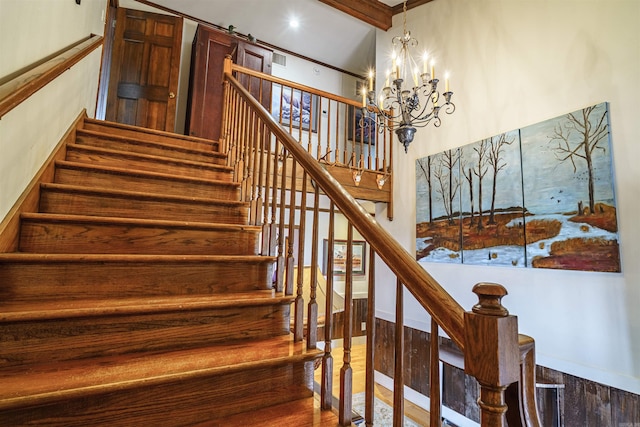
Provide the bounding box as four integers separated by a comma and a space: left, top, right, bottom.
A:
0, 35, 103, 119
224, 71, 467, 350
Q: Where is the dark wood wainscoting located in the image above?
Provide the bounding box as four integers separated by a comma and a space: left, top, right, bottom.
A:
374, 318, 640, 426
319, 298, 368, 340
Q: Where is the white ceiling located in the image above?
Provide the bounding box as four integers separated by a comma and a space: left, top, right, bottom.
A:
148, 0, 406, 75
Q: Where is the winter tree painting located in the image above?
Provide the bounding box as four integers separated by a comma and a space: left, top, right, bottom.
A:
416, 102, 620, 272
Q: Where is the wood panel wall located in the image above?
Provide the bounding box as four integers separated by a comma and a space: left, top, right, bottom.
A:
374, 318, 640, 426
319, 298, 368, 340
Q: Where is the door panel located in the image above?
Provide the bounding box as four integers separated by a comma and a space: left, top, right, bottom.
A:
106, 8, 182, 132
236, 41, 273, 109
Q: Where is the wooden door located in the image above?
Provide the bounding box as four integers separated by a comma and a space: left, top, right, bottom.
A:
106, 8, 182, 132
185, 26, 236, 141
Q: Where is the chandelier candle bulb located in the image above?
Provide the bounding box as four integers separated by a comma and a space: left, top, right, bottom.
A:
445, 73, 450, 92
431, 61, 435, 81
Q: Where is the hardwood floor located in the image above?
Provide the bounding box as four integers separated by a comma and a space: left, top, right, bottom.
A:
314, 340, 430, 426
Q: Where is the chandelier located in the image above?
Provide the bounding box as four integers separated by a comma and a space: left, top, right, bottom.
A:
362, 1, 455, 153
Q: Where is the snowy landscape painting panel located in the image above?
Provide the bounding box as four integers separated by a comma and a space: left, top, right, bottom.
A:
458, 131, 526, 267
520, 102, 620, 272
416, 149, 462, 264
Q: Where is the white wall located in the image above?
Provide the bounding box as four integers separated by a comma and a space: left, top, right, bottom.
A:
375, 0, 640, 395
0, 0, 105, 223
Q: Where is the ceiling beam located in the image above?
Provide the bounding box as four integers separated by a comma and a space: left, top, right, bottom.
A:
318, 0, 393, 31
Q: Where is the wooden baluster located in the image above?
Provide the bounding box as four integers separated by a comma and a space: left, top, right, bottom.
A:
254, 122, 266, 226
261, 130, 273, 255
294, 171, 308, 341
430, 319, 441, 427
249, 113, 261, 224
285, 160, 297, 296
221, 80, 230, 155
339, 104, 345, 164
246, 111, 256, 223
266, 140, 280, 257
321, 202, 335, 410
365, 245, 376, 427
393, 278, 404, 427
228, 90, 239, 168
316, 97, 322, 160
339, 224, 354, 426
242, 103, 252, 202
327, 100, 333, 162
307, 92, 313, 153
257, 122, 271, 229
237, 101, 248, 195
275, 148, 288, 293
464, 283, 520, 427
306, 183, 320, 348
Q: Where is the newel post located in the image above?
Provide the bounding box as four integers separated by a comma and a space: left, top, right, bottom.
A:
464, 283, 520, 427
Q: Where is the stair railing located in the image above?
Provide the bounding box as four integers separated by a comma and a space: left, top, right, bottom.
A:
222, 57, 540, 427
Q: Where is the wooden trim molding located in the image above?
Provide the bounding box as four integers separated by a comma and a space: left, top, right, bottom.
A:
0, 35, 103, 119
319, 0, 392, 30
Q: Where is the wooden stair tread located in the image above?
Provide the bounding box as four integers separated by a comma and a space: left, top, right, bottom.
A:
0, 335, 321, 410
0, 253, 275, 263
40, 182, 248, 207
76, 128, 225, 158
0, 291, 290, 322
55, 160, 240, 188
82, 118, 219, 148
20, 212, 261, 232
200, 396, 342, 427
66, 143, 233, 172
75, 129, 227, 164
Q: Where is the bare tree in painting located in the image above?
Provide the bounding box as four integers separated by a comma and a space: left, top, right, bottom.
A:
433, 150, 460, 224
460, 149, 475, 226
417, 156, 433, 224
487, 133, 515, 224
473, 139, 489, 230
551, 105, 609, 215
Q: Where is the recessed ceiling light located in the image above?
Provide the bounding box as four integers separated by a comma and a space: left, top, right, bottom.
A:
289, 18, 299, 29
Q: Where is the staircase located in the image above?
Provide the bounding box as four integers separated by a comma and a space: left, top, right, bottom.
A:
0, 118, 340, 426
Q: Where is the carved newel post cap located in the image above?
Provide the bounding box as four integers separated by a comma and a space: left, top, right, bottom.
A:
471, 282, 509, 317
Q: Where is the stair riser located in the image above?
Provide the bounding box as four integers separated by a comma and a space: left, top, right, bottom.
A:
40, 188, 248, 225
82, 121, 220, 152
74, 133, 226, 165
1, 361, 314, 427
55, 165, 240, 200
66, 146, 233, 181
0, 304, 291, 368
19, 220, 260, 255
0, 260, 274, 301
